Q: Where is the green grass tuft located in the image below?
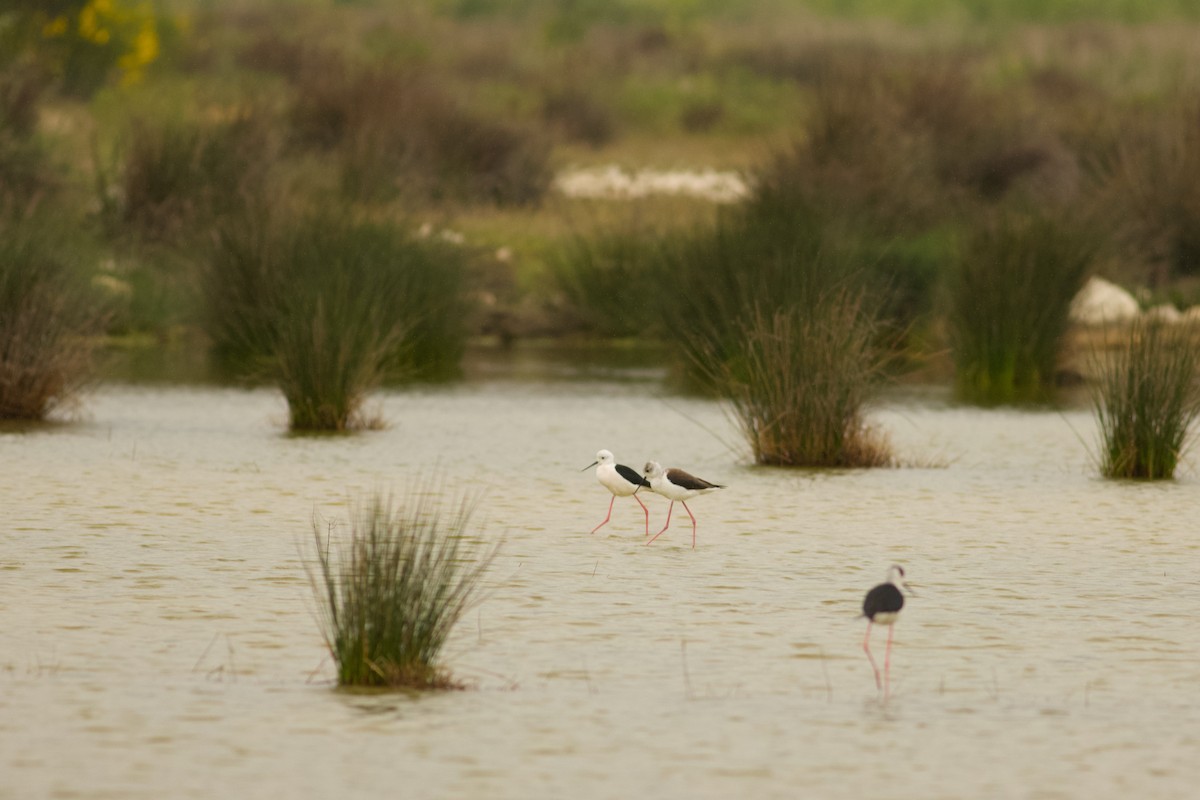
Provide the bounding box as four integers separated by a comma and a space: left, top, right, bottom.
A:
712, 292, 893, 468
205, 207, 469, 431
307, 489, 496, 690
0, 207, 106, 420
948, 210, 1096, 404
1090, 321, 1200, 480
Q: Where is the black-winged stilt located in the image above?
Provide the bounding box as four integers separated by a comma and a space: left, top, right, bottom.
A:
641, 461, 724, 549
861, 564, 911, 694
583, 450, 652, 535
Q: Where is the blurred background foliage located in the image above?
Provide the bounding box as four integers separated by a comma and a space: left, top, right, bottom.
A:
3, 0, 1200, 398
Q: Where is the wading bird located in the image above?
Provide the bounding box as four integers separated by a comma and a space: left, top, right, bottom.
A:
641, 461, 724, 549
583, 450, 652, 535
861, 564, 911, 695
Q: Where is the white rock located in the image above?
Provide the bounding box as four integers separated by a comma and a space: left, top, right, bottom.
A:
1069, 277, 1141, 325
1145, 303, 1183, 324
553, 165, 750, 203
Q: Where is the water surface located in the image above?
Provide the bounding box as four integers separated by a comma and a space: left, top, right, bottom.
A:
2, 371, 1198, 799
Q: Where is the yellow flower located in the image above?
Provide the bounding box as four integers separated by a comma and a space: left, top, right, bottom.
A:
42, 15, 70, 38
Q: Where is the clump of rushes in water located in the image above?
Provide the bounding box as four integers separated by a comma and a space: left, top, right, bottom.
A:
205, 206, 468, 431
1091, 320, 1200, 480
308, 491, 496, 690
0, 208, 105, 420
713, 291, 893, 468
948, 210, 1096, 405
649, 192, 857, 383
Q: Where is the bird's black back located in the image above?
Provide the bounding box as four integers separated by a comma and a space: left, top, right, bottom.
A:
664, 468, 722, 491
862, 583, 904, 620
616, 462, 651, 488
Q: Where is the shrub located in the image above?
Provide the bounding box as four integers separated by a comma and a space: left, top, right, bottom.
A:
549, 227, 661, 337
307, 490, 495, 690
715, 292, 892, 468
0, 209, 105, 420
1099, 101, 1200, 286
948, 210, 1096, 404
206, 208, 469, 431
1091, 320, 1200, 480
33, 0, 162, 97
111, 114, 275, 241
649, 187, 861, 383
0, 58, 55, 205
541, 84, 616, 147
284, 53, 551, 205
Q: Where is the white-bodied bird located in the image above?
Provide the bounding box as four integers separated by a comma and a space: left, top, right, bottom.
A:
641, 460, 724, 549
583, 450, 652, 535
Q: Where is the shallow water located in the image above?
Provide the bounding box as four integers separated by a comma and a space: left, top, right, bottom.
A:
2, 365, 1199, 799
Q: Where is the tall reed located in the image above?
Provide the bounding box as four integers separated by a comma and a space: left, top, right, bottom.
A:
948, 210, 1096, 404
550, 227, 661, 337
206, 208, 468, 431
713, 292, 892, 467
1091, 320, 1200, 480
0, 209, 104, 420
308, 490, 495, 690
649, 193, 858, 383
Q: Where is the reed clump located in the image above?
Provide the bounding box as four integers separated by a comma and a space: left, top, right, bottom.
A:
308, 490, 495, 690
714, 293, 892, 468
649, 191, 858, 382
0, 209, 105, 420
1091, 320, 1200, 480
550, 227, 663, 337
948, 210, 1096, 404
205, 208, 468, 431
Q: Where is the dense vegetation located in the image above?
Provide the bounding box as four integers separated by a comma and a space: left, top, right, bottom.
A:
5, 0, 1200, 424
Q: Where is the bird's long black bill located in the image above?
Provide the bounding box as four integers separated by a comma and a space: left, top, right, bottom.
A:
580, 461, 599, 472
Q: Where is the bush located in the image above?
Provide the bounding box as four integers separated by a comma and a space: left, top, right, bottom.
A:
649, 187, 861, 383
1098, 101, 1200, 286
0, 209, 105, 420
1091, 320, 1200, 480
0, 58, 55, 205
549, 227, 661, 337
715, 292, 892, 467
307, 489, 495, 690
948, 210, 1096, 404
110, 114, 275, 241
206, 208, 469, 431
32, 0, 162, 97
283, 52, 551, 205
541, 84, 616, 147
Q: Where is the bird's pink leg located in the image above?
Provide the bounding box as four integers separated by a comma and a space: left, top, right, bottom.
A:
633, 493, 650, 537
646, 502, 674, 545
863, 622, 881, 690
884, 623, 895, 698
682, 501, 697, 549
590, 495, 616, 534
